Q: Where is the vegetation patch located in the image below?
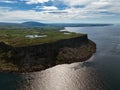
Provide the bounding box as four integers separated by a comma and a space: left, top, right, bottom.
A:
0, 27, 83, 47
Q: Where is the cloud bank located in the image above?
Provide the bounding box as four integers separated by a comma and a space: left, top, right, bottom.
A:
0, 0, 119, 23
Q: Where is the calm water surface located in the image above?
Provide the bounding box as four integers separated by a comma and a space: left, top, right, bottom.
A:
0, 25, 120, 90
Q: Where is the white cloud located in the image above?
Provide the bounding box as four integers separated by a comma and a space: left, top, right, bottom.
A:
0, 7, 81, 23
0, 0, 120, 23
91, 1, 110, 7
0, 5, 119, 23
0, 7, 12, 11
0, 8, 68, 22
59, 0, 96, 6
0, 0, 17, 3
35, 6, 58, 10
86, 0, 120, 14
24, 0, 49, 4
59, 0, 120, 14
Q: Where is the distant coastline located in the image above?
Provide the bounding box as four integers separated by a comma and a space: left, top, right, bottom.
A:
0, 21, 113, 28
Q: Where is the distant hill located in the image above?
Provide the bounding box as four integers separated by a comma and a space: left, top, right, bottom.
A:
49, 23, 113, 27
0, 22, 47, 28
0, 21, 113, 28
22, 22, 46, 27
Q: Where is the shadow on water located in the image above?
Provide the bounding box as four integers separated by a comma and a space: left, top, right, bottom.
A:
0, 73, 21, 90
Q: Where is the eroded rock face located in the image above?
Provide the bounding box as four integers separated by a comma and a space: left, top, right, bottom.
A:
57, 41, 96, 64
0, 35, 96, 72
0, 42, 13, 51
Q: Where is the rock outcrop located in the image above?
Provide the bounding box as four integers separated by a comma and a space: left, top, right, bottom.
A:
0, 34, 96, 72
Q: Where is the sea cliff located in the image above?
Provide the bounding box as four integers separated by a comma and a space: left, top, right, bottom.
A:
0, 34, 96, 72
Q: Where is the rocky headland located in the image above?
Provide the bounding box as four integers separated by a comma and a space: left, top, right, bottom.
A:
0, 34, 96, 72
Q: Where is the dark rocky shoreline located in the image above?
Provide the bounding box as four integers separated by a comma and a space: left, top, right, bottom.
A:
0, 34, 96, 73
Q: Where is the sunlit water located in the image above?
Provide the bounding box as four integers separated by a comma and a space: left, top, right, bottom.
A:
0, 25, 120, 90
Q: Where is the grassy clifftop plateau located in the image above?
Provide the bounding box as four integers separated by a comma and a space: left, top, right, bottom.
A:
0, 27, 82, 47
0, 27, 96, 72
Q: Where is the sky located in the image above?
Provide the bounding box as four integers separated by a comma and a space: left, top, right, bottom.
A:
0, 0, 120, 23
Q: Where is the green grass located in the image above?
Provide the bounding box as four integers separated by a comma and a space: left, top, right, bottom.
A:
0, 27, 83, 47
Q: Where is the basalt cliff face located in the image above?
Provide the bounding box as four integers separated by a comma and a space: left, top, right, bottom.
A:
0, 35, 96, 72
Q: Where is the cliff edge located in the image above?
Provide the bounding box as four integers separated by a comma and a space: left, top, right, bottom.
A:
0, 34, 96, 72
